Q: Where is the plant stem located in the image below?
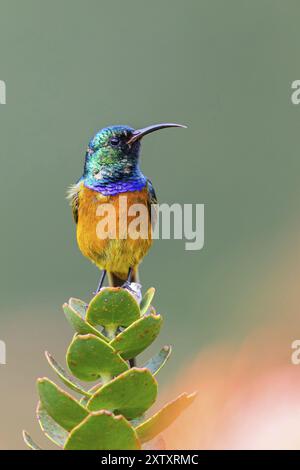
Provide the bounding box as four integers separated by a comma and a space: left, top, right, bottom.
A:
100, 373, 111, 385
105, 325, 117, 341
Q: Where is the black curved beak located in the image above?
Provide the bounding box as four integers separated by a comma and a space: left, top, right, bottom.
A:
127, 122, 187, 145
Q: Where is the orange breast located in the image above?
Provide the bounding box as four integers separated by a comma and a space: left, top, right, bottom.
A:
76, 184, 153, 277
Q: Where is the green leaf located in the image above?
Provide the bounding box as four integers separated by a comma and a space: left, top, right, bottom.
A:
143, 345, 172, 376
130, 415, 146, 428
86, 287, 140, 328
79, 396, 90, 407
63, 303, 107, 341
64, 411, 141, 450
87, 368, 157, 419
36, 402, 68, 448
79, 382, 102, 406
140, 287, 155, 315
22, 431, 42, 450
45, 351, 90, 397
37, 378, 88, 431
136, 392, 197, 443
67, 334, 128, 382
68, 297, 88, 318
110, 313, 162, 360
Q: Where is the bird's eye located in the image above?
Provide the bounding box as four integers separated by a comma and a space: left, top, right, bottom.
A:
110, 137, 119, 146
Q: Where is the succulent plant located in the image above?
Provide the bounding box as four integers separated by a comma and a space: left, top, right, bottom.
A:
23, 285, 196, 450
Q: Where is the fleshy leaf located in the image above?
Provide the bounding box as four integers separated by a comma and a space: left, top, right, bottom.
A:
140, 287, 155, 315
45, 351, 90, 397
63, 303, 107, 341
64, 411, 141, 450
136, 392, 197, 443
37, 378, 88, 431
68, 297, 107, 344
87, 368, 157, 419
22, 431, 42, 450
130, 415, 146, 428
79, 396, 90, 407
36, 402, 68, 448
86, 287, 140, 328
68, 298, 88, 319
109, 313, 162, 360
143, 345, 172, 376
67, 334, 128, 382
79, 382, 102, 406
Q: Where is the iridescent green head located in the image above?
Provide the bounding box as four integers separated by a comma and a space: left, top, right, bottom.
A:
85, 125, 137, 167
83, 123, 186, 195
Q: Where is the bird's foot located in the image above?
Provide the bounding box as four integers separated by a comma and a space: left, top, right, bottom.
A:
92, 270, 107, 296
121, 267, 134, 292
121, 281, 139, 297
121, 281, 134, 292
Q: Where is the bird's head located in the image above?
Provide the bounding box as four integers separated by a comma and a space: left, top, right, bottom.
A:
83, 123, 186, 194
86, 125, 137, 168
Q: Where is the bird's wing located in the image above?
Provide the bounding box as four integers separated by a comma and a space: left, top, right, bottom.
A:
146, 178, 158, 230
67, 179, 83, 224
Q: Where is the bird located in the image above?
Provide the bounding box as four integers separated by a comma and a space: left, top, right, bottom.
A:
68, 123, 186, 293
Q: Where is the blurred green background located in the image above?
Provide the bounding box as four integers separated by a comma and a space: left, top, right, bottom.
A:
1, 0, 300, 449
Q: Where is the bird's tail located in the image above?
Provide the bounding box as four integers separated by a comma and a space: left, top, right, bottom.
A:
108, 269, 139, 287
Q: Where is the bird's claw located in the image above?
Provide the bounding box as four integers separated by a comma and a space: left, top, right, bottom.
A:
121, 281, 132, 290
92, 288, 101, 296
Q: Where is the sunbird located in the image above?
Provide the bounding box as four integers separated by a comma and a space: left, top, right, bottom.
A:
69, 123, 186, 292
